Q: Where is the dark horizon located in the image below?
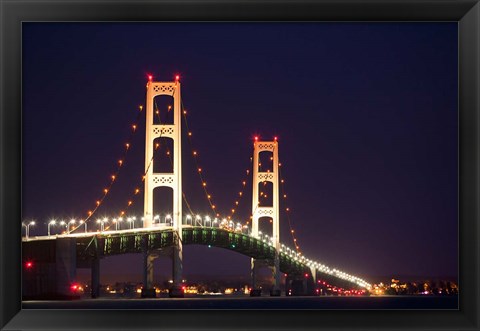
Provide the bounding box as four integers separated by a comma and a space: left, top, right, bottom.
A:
22, 22, 458, 283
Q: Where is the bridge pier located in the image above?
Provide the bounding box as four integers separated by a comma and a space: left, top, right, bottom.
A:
141, 253, 157, 298
251, 258, 269, 296
91, 256, 100, 298
170, 235, 184, 298
271, 251, 281, 296
250, 258, 260, 295
89, 236, 104, 298
284, 272, 317, 296
304, 270, 316, 296
250, 258, 281, 296
289, 278, 307, 296
285, 275, 308, 296
310, 266, 317, 295
141, 234, 157, 298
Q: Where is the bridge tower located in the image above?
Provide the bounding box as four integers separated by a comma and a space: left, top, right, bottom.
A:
251, 139, 281, 296
143, 76, 183, 297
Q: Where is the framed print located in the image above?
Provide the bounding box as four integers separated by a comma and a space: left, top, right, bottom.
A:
1, 1, 479, 330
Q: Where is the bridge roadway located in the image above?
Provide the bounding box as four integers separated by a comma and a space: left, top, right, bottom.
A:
22, 226, 366, 294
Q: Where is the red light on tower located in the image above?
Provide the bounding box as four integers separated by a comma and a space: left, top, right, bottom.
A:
254, 136, 258, 141
175, 74, 180, 81
25, 261, 33, 269
305, 273, 309, 278
147, 74, 153, 81
274, 136, 278, 141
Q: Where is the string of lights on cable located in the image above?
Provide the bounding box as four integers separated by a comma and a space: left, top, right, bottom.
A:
227, 155, 253, 222
278, 162, 302, 254
69, 104, 145, 233
181, 99, 221, 218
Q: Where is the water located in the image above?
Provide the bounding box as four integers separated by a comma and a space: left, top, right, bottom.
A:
23, 295, 458, 309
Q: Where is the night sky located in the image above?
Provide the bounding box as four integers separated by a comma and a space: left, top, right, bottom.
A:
22, 22, 458, 283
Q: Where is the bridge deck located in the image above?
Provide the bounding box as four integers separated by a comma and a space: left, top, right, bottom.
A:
22, 226, 368, 290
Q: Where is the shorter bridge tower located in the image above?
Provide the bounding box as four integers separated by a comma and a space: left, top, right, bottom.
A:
143, 76, 183, 297
251, 138, 281, 295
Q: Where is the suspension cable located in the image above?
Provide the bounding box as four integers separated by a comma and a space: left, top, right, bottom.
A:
71, 105, 144, 233
181, 99, 221, 217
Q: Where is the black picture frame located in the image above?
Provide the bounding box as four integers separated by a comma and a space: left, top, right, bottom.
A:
1, 0, 478, 330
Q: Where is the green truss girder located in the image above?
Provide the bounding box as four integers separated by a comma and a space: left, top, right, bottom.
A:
75, 228, 348, 282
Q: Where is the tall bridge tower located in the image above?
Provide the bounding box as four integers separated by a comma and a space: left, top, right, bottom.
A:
251, 139, 281, 295
143, 76, 183, 297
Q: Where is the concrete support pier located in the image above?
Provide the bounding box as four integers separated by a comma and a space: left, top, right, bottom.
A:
141, 235, 157, 298
270, 252, 281, 296
250, 258, 261, 296
169, 237, 184, 298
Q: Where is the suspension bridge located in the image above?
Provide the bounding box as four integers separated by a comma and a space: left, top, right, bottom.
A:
22, 75, 371, 299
